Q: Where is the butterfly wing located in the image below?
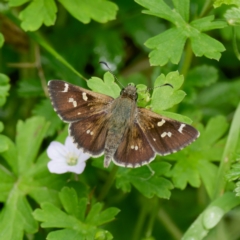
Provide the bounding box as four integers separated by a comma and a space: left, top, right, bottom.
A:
113, 123, 155, 167
48, 80, 114, 122
48, 80, 114, 156
137, 108, 200, 155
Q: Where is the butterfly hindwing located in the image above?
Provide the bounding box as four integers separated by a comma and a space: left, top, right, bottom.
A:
138, 108, 199, 155
48, 80, 114, 122
113, 123, 155, 167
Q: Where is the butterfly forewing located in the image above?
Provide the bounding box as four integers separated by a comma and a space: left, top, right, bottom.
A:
69, 112, 111, 156
138, 108, 199, 155
113, 123, 155, 167
48, 80, 113, 122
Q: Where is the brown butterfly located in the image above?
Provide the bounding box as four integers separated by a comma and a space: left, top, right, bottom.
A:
48, 80, 199, 168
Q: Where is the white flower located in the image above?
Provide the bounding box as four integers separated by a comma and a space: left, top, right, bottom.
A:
47, 136, 90, 174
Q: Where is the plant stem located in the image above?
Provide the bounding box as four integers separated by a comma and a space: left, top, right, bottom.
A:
213, 102, 240, 199
199, 0, 214, 18
180, 39, 193, 77
145, 197, 158, 238
97, 165, 118, 201
132, 199, 149, 240
157, 208, 182, 240
232, 26, 240, 60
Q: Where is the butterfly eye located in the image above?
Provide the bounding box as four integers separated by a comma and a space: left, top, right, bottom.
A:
135, 92, 138, 100
120, 88, 125, 95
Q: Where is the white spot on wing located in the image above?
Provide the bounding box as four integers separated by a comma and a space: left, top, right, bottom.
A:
86, 130, 90, 134
77, 112, 81, 115
131, 145, 134, 149
82, 92, 88, 101
157, 119, 166, 127
161, 132, 172, 138
153, 138, 156, 141
69, 98, 77, 107
90, 131, 93, 135
178, 124, 186, 133
62, 83, 69, 92
135, 146, 138, 150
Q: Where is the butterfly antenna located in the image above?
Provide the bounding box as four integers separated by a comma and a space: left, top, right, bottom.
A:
99, 61, 124, 88
148, 83, 173, 91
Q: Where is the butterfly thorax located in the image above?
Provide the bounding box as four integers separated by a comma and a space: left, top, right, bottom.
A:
103, 87, 138, 167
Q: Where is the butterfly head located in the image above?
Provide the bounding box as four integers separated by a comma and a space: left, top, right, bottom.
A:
120, 83, 138, 101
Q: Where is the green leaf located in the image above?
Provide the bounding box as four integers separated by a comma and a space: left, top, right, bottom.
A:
116, 162, 173, 199
136, 0, 226, 65
186, 65, 218, 87
0, 33, 4, 48
214, 0, 240, 8
183, 192, 240, 240
145, 28, 187, 66
32, 99, 63, 137
0, 73, 10, 107
58, 0, 118, 24
19, 0, 57, 31
224, 7, 240, 26
191, 15, 228, 32
59, 187, 86, 220
16, 117, 49, 174
33, 187, 119, 239
151, 71, 185, 111
136, 84, 151, 107
9, 0, 30, 7
0, 190, 38, 240
0, 165, 15, 202
168, 116, 228, 191
172, 0, 189, 22
87, 72, 121, 98
190, 32, 225, 60
0, 135, 18, 175
135, 0, 184, 24
17, 79, 44, 97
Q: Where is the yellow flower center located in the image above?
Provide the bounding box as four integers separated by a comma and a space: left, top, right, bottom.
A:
67, 155, 78, 166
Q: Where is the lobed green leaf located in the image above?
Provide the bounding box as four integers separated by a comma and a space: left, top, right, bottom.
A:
19, 0, 57, 31
58, 0, 118, 24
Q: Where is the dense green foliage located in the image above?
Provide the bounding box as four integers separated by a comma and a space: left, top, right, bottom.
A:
1, 0, 240, 239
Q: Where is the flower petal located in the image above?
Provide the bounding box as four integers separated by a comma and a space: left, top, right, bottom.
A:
66, 161, 86, 174
78, 152, 91, 162
65, 136, 78, 153
47, 160, 69, 174
47, 141, 68, 162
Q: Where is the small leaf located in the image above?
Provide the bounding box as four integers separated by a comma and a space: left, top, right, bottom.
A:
224, 7, 240, 26
19, 0, 57, 31
145, 28, 187, 66
0, 33, 4, 48
9, 0, 29, 7
190, 33, 226, 60
87, 72, 121, 98
116, 162, 173, 199
151, 71, 185, 111
58, 0, 118, 24
214, 0, 240, 8
16, 117, 49, 174
0, 73, 10, 107
32, 99, 63, 137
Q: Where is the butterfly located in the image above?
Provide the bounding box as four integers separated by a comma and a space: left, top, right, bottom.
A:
48, 80, 200, 168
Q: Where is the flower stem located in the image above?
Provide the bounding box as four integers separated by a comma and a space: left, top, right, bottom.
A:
97, 165, 118, 201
